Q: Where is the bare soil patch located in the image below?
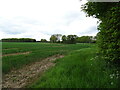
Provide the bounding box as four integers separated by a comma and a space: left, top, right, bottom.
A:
2, 54, 64, 88
3, 48, 18, 50
2, 52, 31, 57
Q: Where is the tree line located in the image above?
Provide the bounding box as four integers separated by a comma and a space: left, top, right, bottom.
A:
49, 34, 96, 44
2, 38, 36, 42
1, 35, 96, 43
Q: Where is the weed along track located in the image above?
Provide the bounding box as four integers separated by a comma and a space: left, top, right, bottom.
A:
2, 54, 64, 88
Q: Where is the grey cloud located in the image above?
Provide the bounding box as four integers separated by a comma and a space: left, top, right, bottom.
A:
23, 35, 33, 38
0, 24, 25, 35
40, 29, 64, 36
14, 17, 44, 25
0, 17, 43, 35
64, 12, 84, 25
78, 26, 98, 35
40, 31, 52, 36
65, 12, 80, 19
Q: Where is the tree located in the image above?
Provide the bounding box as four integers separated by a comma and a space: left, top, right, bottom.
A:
41, 39, 47, 42
62, 35, 67, 43
55, 34, 62, 43
77, 36, 93, 43
50, 34, 62, 43
66, 35, 78, 44
50, 35, 57, 43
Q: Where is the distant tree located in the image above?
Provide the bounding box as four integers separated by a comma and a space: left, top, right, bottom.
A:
50, 35, 57, 43
56, 34, 62, 42
91, 35, 98, 43
66, 35, 78, 44
41, 39, 47, 42
62, 35, 67, 43
50, 34, 62, 43
77, 36, 93, 43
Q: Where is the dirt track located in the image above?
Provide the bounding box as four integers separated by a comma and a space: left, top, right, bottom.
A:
2, 51, 31, 57
2, 54, 64, 88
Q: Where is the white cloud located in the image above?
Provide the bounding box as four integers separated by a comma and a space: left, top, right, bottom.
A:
0, 0, 98, 41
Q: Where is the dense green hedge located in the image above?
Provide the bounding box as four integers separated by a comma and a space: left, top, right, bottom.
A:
98, 4, 120, 63
82, 2, 120, 63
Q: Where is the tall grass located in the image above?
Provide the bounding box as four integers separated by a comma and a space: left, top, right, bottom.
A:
29, 47, 119, 88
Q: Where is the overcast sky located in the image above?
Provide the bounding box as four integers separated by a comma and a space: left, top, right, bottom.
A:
0, 0, 99, 41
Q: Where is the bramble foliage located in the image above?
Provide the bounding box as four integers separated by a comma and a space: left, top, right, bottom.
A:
82, 2, 120, 63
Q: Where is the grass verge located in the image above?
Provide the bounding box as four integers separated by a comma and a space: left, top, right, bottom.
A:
29, 47, 119, 88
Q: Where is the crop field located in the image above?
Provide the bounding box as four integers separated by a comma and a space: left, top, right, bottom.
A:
2, 42, 119, 88
2, 42, 91, 74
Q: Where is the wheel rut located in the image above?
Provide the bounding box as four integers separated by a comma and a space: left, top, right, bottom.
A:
2, 54, 64, 88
